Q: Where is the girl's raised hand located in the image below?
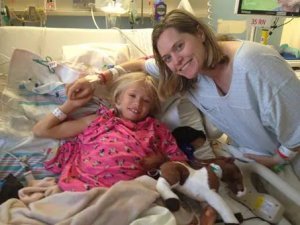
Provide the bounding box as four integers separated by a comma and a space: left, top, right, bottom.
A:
66, 77, 94, 100
65, 93, 93, 109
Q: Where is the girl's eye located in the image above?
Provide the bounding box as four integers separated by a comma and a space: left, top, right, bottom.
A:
143, 99, 151, 104
129, 94, 136, 98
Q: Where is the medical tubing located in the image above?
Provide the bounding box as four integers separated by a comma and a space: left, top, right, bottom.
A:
88, 3, 146, 56
112, 27, 148, 56
0, 52, 10, 60
90, 4, 100, 29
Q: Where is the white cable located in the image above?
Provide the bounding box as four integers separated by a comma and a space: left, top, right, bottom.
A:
112, 27, 148, 56
0, 52, 10, 60
0, 62, 9, 66
90, 4, 100, 29
88, 3, 147, 56
0, 52, 10, 66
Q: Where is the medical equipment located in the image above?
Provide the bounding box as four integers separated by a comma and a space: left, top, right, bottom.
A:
153, 0, 167, 22
45, 0, 56, 11
32, 56, 56, 73
235, 0, 300, 17
0, 0, 4, 25
128, 0, 138, 28
95, 0, 130, 28
0, 3, 9, 26
234, 162, 285, 223
216, 145, 299, 224
234, 0, 300, 45
73, 0, 95, 8
260, 28, 269, 45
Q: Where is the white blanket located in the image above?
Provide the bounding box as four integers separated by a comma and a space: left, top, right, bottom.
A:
0, 176, 175, 225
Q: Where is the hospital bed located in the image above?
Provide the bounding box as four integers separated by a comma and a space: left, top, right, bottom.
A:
0, 26, 299, 225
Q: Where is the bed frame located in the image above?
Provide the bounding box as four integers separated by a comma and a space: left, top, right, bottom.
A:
0, 26, 299, 225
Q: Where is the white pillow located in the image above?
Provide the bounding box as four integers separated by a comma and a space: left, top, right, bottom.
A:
61, 42, 130, 71
60, 43, 131, 98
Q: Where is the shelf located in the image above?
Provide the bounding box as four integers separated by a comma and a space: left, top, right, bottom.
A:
286, 60, 300, 68
13, 9, 208, 18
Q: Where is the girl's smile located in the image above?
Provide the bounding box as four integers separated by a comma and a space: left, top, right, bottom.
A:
116, 82, 152, 122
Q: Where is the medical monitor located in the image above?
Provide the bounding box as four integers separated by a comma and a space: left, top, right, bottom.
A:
235, 0, 300, 17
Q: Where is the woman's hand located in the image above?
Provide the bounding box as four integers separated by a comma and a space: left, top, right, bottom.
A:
66, 77, 94, 100
244, 153, 281, 168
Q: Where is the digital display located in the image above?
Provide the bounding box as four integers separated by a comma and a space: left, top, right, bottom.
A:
235, 0, 300, 17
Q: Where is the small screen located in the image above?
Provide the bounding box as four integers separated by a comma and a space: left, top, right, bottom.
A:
236, 0, 300, 17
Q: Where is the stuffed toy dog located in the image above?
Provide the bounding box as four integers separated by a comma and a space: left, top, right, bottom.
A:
142, 126, 246, 224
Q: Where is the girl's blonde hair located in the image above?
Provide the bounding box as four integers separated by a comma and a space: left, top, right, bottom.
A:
152, 9, 230, 99
110, 72, 161, 116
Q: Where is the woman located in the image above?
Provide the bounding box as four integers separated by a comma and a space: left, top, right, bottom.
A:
68, 9, 300, 168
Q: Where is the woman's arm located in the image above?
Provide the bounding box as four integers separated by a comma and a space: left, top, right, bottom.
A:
32, 96, 96, 139
244, 145, 299, 168
66, 58, 147, 100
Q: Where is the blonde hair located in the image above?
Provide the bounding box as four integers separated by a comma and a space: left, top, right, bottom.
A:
110, 72, 161, 116
152, 9, 229, 99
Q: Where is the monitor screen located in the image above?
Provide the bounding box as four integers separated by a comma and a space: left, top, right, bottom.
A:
235, 0, 300, 17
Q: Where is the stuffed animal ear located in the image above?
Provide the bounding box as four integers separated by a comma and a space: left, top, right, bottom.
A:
160, 162, 190, 186
224, 157, 235, 163
172, 126, 206, 145
217, 156, 235, 163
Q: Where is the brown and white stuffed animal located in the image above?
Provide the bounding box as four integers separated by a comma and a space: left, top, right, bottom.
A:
142, 126, 246, 225
156, 157, 246, 224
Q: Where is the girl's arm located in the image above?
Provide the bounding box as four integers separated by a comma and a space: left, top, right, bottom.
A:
32, 97, 97, 139
66, 58, 147, 100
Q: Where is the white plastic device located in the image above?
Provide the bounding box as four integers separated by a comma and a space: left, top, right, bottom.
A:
232, 161, 295, 224
215, 145, 300, 223
233, 180, 284, 223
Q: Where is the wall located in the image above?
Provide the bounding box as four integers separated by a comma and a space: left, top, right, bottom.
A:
3, 0, 207, 29
3, 0, 287, 47
280, 17, 300, 48
211, 0, 284, 47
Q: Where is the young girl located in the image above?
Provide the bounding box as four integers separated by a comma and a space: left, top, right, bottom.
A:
33, 72, 187, 192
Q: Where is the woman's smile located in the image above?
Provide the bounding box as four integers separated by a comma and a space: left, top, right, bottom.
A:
178, 58, 193, 73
